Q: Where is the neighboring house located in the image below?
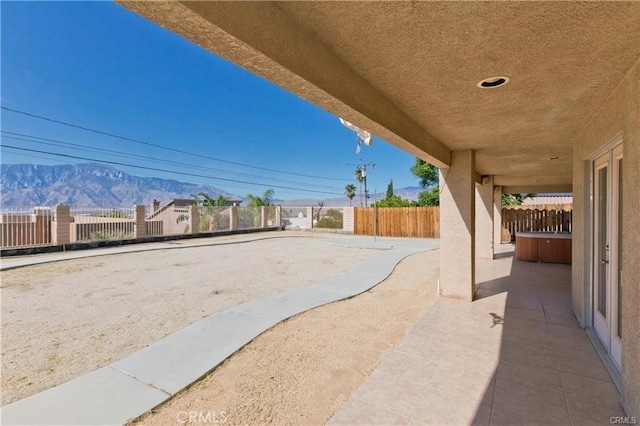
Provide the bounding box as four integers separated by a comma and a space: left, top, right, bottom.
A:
147, 198, 242, 216
0, 208, 52, 247
146, 198, 242, 235
522, 193, 573, 206
121, 2, 640, 417
146, 199, 193, 235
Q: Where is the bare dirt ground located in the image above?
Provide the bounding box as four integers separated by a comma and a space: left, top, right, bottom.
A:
0, 234, 382, 405
133, 249, 440, 426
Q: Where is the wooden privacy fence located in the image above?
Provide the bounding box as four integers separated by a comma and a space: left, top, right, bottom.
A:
354, 207, 440, 238
501, 205, 572, 242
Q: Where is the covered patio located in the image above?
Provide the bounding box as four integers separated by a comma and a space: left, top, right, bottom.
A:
119, 1, 640, 420
331, 245, 621, 425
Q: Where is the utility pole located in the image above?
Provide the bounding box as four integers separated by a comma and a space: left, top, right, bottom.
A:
373, 189, 377, 241
356, 162, 375, 207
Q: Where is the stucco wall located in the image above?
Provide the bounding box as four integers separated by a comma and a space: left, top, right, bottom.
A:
572, 60, 639, 416
475, 176, 494, 260
342, 207, 355, 233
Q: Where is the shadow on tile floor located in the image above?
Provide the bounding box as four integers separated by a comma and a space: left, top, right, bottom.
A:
329, 244, 623, 425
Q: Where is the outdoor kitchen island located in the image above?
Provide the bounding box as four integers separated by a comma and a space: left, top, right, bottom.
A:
515, 232, 572, 264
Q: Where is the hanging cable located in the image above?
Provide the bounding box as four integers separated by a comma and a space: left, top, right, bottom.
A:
0, 131, 342, 191
1, 56, 357, 166
0, 144, 344, 196
1, 106, 350, 182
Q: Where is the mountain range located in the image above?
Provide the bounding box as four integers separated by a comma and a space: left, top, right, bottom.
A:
0, 163, 423, 207
0, 163, 238, 207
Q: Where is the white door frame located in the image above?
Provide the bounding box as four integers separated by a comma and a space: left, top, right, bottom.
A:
592, 153, 609, 346
586, 134, 623, 372
610, 145, 623, 368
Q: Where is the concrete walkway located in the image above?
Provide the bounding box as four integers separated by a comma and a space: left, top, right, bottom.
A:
329, 246, 624, 425
0, 234, 438, 425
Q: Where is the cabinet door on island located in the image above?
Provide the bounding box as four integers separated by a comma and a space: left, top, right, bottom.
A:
515, 233, 572, 264
538, 238, 572, 264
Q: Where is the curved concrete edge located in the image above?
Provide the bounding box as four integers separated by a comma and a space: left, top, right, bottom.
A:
0, 243, 438, 426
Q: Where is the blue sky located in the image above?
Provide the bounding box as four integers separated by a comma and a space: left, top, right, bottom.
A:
1, 1, 420, 200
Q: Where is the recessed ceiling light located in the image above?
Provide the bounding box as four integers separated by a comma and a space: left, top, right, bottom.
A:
549, 156, 560, 160
477, 76, 510, 89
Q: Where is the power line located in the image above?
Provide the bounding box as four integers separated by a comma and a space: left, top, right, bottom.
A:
1, 58, 357, 166
1, 106, 350, 182
0, 145, 344, 196
0, 131, 341, 191
2, 134, 340, 191
2, 149, 322, 198
355, 162, 376, 207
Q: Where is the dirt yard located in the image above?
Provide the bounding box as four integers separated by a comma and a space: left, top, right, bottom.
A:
133, 249, 440, 425
1, 234, 385, 405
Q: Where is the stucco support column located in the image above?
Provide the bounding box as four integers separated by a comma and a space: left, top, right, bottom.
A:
476, 175, 494, 260
261, 206, 268, 228
275, 206, 282, 229
306, 206, 313, 228
342, 206, 355, 233
189, 205, 199, 235
229, 206, 238, 230
134, 205, 147, 239
52, 205, 71, 245
440, 150, 476, 301
621, 67, 640, 417
493, 186, 503, 253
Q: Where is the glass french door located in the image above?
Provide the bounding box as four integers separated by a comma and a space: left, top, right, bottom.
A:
593, 145, 623, 369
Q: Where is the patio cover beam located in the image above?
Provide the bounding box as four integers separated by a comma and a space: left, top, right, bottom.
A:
116, 1, 452, 168
503, 184, 573, 194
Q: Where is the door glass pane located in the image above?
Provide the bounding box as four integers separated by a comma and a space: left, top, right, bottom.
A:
598, 167, 607, 316
618, 159, 623, 338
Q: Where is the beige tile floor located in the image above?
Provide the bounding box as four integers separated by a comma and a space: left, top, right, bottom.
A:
329, 245, 623, 426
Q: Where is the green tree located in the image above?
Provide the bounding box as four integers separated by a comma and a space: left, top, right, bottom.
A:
373, 194, 412, 207
316, 208, 343, 229
373, 178, 411, 207
191, 192, 231, 232
192, 192, 230, 206
354, 166, 365, 207
246, 189, 275, 207
411, 158, 438, 188
417, 187, 440, 206
245, 189, 276, 228
386, 179, 394, 198
501, 193, 535, 206
344, 184, 357, 206
411, 158, 440, 206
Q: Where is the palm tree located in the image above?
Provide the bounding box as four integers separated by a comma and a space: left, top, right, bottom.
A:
191, 192, 230, 231
344, 184, 357, 206
245, 189, 276, 228
354, 166, 365, 207
192, 192, 230, 206
246, 189, 275, 207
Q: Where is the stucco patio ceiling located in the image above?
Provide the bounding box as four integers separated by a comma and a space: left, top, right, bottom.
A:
119, 1, 640, 191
